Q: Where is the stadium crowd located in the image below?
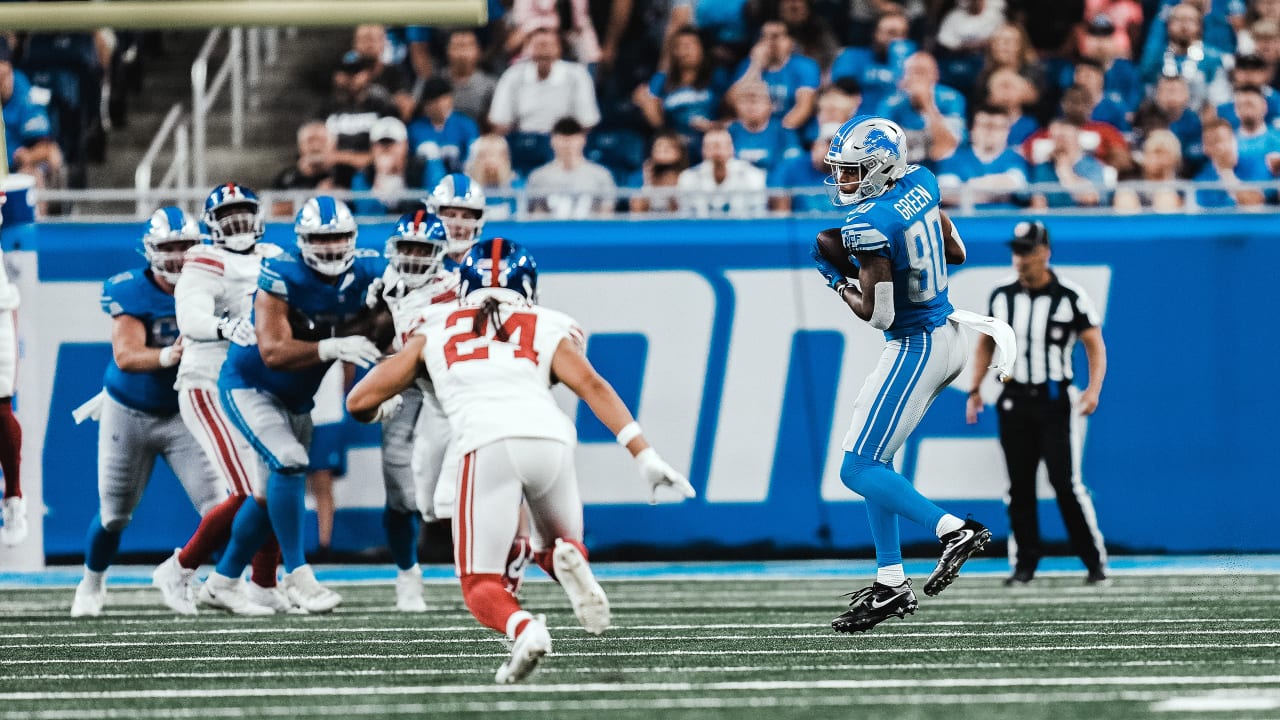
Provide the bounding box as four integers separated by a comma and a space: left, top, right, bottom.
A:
6, 1, 1280, 214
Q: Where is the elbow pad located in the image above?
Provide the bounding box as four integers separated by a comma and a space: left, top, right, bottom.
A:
868, 282, 895, 331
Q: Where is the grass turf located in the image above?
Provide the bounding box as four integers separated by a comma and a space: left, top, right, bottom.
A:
1, 572, 1278, 719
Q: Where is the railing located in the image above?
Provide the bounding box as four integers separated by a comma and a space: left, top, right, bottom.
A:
39, 179, 1280, 222
132, 104, 190, 218
245, 27, 280, 110
191, 27, 244, 190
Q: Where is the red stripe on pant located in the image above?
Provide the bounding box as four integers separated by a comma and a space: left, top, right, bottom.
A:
456, 452, 475, 575
192, 389, 251, 496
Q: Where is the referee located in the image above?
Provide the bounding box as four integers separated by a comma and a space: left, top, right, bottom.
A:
965, 220, 1109, 586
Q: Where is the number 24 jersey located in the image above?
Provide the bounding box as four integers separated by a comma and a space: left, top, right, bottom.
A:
417, 300, 586, 456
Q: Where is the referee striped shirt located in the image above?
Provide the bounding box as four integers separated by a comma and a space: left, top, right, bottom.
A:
988, 271, 1101, 385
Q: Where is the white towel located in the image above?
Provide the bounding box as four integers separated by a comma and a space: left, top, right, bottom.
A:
72, 389, 106, 425
950, 308, 1017, 382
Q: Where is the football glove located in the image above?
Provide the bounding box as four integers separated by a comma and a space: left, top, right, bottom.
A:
364, 277, 385, 310
810, 239, 845, 291
635, 448, 696, 504
317, 335, 382, 369
369, 394, 404, 423
218, 316, 257, 346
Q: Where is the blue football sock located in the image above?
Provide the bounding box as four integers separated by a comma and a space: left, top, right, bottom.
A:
84, 513, 122, 573
267, 470, 307, 572
841, 452, 947, 532
865, 501, 903, 569
214, 499, 271, 578
383, 508, 419, 571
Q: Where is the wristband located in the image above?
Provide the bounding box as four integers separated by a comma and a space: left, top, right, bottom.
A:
615, 421, 642, 447
158, 346, 178, 368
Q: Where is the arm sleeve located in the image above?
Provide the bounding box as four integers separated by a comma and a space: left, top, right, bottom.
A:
258, 259, 291, 300
841, 209, 893, 258
174, 270, 224, 341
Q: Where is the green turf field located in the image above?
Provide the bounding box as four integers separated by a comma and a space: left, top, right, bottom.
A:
2, 573, 1278, 719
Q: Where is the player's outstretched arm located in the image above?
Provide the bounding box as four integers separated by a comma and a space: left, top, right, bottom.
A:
940, 210, 966, 265
111, 315, 181, 372
347, 335, 424, 423
551, 338, 695, 502
255, 291, 326, 370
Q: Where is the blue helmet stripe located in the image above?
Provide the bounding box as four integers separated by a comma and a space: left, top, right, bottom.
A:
316, 195, 337, 225
162, 206, 185, 232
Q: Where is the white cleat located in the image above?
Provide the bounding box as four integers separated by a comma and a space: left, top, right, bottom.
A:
0, 495, 29, 546
282, 565, 342, 613
151, 549, 198, 616
246, 581, 304, 614
552, 539, 611, 635
198, 572, 275, 616
494, 615, 551, 684
70, 576, 106, 618
395, 565, 427, 612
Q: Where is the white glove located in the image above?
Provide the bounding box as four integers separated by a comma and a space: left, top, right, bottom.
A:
370, 394, 404, 423
317, 335, 382, 369
218, 316, 257, 346
364, 276, 385, 309
635, 447, 696, 504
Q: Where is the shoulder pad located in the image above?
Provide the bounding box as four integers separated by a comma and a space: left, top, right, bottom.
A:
353, 248, 382, 259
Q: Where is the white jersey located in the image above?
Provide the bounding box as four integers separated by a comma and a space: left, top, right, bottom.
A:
382, 265, 461, 350
174, 243, 283, 389
418, 298, 585, 455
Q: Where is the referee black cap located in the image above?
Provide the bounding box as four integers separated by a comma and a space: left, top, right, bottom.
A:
1009, 220, 1050, 253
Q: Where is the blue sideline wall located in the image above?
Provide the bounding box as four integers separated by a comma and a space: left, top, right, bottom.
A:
14, 213, 1278, 561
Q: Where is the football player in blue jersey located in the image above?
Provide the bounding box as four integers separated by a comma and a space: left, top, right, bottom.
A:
198, 196, 387, 615
813, 115, 1016, 633
70, 207, 225, 617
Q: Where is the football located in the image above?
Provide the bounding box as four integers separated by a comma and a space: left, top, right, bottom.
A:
815, 227, 859, 279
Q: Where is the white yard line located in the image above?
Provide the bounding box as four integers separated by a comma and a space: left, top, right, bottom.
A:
1153, 695, 1280, 712
5, 676, 1280, 702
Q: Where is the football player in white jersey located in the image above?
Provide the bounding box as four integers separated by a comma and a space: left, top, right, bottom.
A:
0, 193, 25, 546
151, 183, 290, 616
347, 238, 696, 684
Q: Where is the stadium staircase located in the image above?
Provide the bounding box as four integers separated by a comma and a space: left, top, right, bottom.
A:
86, 28, 350, 202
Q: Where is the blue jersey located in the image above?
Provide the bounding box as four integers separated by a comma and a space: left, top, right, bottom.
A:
100, 268, 182, 415
840, 166, 953, 339
407, 112, 481, 189
220, 249, 387, 413
728, 118, 803, 174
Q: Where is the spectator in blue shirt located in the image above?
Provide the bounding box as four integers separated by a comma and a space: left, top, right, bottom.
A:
406, 77, 480, 191
1070, 60, 1132, 132
634, 26, 726, 159
1134, 73, 1205, 173
984, 68, 1041, 146
1230, 86, 1280, 176
726, 80, 803, 176
1028, 119, 1112, 208
1195, 117, 1269, 207
730, 20, 820, 132
830, 11, 915, 114
876, 52, 965, 165
0, 40, 62, 189
936, 106, 1029, 210
1138, 3, 1227, 109
768, 122, 838, 213
1075, 15, 1144, 112
1215, 54, 1280, 130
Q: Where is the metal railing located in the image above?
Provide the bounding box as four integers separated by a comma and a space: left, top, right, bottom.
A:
191, 27, 245, 190
39, 179, 1280, 222
132, 104, 190, 218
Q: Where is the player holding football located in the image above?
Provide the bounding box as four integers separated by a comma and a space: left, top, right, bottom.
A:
151, 184, 290, 616
199, 196, 385, 614
812, 115, 1016, 633
70, 207, 225, 617
347, 238, 695, 683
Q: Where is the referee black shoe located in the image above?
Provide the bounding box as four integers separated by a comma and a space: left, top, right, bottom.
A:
831, 580, 918, 633
923, 519, 992, 596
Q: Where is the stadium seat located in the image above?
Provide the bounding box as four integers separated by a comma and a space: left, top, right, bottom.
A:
507, 132, 553, 178
585, 128, 646, 188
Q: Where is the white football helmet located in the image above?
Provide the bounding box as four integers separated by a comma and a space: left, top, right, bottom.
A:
429, 173, 486, 254
202, 183, 264, 252
294, 196, 358, 276
824, 115, 909, 206
142, 206, 201, 283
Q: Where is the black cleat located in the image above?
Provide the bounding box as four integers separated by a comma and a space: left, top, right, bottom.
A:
1085, 569, 1110, 586
1003, 569, 1034, 587
923, 519, 992, 596
831, 580, 918, 634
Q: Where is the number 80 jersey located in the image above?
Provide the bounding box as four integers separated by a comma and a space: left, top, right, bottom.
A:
840, 165, 954, 339
417, 299, 587, 456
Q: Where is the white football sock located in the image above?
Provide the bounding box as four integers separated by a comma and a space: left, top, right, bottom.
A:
935, 514, 965, 538
876, 564, 907, 586
83, 569, 105, 590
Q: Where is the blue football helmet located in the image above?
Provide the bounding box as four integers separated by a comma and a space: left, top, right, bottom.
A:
458, 238, 537, 304
824, 115, 908, 206
386, 209, 449, 289
294, 196, 358, 276
429, 173, 486, 254
202, 182, 264, 252
142, 206, 201, 283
